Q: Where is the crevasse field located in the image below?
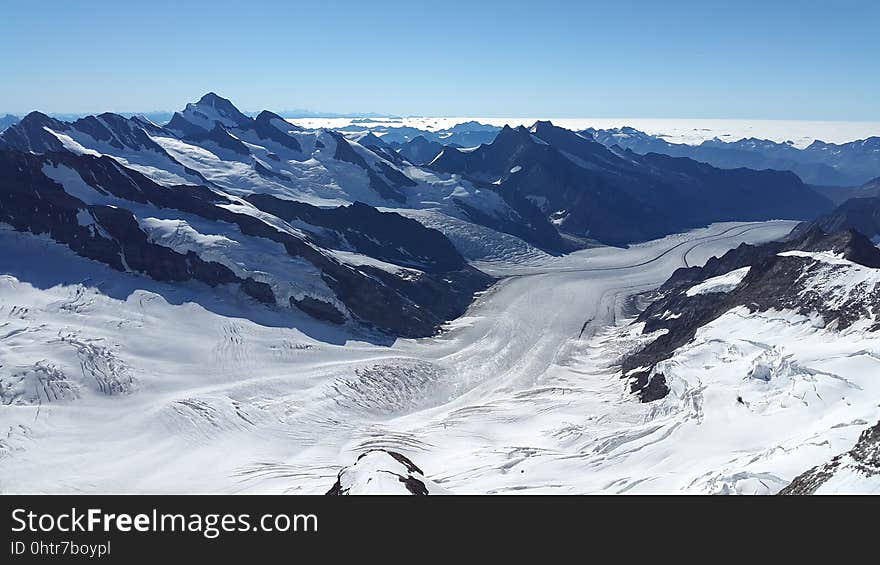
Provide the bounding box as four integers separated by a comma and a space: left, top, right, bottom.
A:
7, 218, 876, 494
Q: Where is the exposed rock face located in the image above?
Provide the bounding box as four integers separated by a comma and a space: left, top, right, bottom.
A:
780, 420, 880, 494
624, 227, 880, 402
291, 296, 345, 324
326, 450, 447, 495
245, 195, 466, 273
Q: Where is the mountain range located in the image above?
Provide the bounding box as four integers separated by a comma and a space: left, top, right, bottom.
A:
0, 93, 841, 336
2, 94, 879, 494
0, 94, 507, 337
584, 126, 880, 187
429, 121, 831, 246
330, 120, 880, 190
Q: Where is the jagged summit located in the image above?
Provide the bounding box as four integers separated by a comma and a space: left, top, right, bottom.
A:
0, 111, 71, 152
177, 91, 253, 130
528, 119, 556, 134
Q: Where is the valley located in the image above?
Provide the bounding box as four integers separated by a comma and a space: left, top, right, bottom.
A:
1, 93, 878, 495
0, 220, 815, 494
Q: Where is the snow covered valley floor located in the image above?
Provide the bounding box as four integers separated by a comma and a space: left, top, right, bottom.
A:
3, 219, 876, 494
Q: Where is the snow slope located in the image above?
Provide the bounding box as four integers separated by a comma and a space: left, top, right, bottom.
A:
685, 266, 750, 296
0, 220, 812, 494
650, 306, 880, 494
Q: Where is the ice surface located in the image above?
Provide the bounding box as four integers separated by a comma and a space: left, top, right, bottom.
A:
685, 266, 751, 296
3, 219, 834, 494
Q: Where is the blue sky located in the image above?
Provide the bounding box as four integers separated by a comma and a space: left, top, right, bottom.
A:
2, 0, 878, 119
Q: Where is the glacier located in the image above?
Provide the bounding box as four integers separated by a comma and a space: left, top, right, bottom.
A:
3, 219, 847, 494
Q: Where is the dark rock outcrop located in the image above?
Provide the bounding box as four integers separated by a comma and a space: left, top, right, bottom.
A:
291, 296, 345, 324
326, 450, 434, 495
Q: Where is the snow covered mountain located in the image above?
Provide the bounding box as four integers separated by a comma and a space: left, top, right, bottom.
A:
626, 227, 880, 399
337, 119, 500, 148
614, 223, 880, 493
585, 126, 880, 186
1, 94, 557, 255
2, 92, 878, 495
0, 94, 532, 337
430, 121, 832, 245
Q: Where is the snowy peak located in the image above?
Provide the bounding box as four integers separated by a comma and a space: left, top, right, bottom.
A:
168, 97, 307, 156
494, 123, 534, 145
0, 111, 71, 153
129, 114, 168, 135
348, 131, 389, 150
528, 119, 617, 160
167, 112, 251, 156
1, 110, 173, 156
178, 92, 253, 131
430, 115, 832, 247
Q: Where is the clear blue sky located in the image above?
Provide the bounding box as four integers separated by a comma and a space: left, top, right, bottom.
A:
2, 0, 878, 119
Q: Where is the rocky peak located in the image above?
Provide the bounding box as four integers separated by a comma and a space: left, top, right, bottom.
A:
179, 92, 253, 131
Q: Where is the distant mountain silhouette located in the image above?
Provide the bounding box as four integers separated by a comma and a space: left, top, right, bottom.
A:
585, 126, 880, 186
